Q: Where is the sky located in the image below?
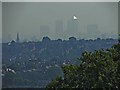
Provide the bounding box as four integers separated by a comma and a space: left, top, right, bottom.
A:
2, 2, 118, 42
1, 0, 119, 2
0, 2, 2, 89
0, 2, 1, 42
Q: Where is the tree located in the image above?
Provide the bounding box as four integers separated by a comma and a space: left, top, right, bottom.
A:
46, 43, 120, 89
69, 37, 77, 41
42, 36, 51, 42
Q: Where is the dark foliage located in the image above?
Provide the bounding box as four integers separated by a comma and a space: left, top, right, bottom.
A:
47, 43, 120, 89
2, 37, 118, 88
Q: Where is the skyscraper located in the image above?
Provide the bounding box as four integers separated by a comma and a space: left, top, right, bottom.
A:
67, 18, 78, 37
55, 20, 63, 39
16, 32, 20, 43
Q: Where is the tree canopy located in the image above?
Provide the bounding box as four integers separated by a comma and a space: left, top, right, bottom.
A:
47, 43, 120, 89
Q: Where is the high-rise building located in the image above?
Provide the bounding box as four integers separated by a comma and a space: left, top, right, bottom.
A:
55, 20, 63, 39
16, 32, 20, 43
67, 18, 78, 37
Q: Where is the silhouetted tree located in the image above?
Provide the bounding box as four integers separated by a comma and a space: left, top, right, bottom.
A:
42, 36, 51, 42
69, 37, 77, 41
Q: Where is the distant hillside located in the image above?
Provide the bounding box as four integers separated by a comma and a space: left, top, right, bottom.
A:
2, 37, 118, 88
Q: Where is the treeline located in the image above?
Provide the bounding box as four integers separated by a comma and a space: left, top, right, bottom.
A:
3, 37, 117, 63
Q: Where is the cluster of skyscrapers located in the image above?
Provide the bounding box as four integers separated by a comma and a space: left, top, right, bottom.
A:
39, 17, 98, 39
16, 18, 100, 42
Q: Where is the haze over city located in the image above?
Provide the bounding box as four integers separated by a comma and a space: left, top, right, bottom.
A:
2, 2, 118, 42
2, 2, 119, 88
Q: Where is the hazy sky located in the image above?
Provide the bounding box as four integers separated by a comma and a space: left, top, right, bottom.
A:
1, 0, 119, 2
2, 2, 118, 42
0, 2, 2, 41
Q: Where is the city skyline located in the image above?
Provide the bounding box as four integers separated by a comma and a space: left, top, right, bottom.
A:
6, 31, 118, 43
2, 2, 118, 42
3, 19, 118, 43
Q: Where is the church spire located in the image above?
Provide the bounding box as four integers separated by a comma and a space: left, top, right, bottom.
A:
16, 32, 20, 43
